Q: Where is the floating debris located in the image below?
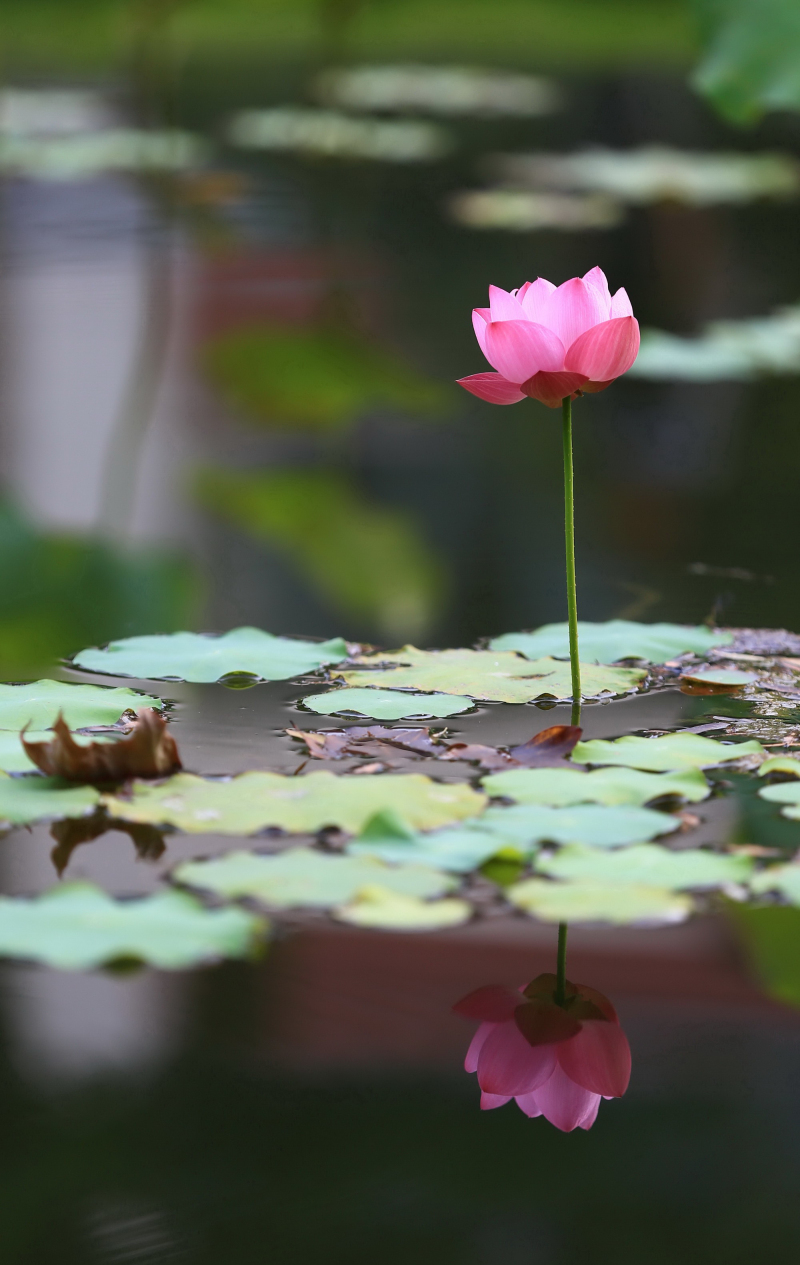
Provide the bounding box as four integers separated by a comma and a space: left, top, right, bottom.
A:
228, 108, 451, 162
314, 64, 559, 117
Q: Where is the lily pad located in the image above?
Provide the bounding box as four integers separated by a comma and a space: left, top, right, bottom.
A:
759, 756, 800, 778
0, 772, 100, 826
301, 687, 473, 719
0, 883, 264, 970
507, 877, 692, 925
758, 781, 800, 818
478, 802, 679, 849
348, 809, 513, 873
0, 680, 163, 731
72, 628, 349, 683
173, 846, 455, 908
482, 765, 710, 807
535, 843, 752, 889
572, 732, 765, 771
680, 667, 757, 686
490, 620, 731, 664
334, 886, 472, 930
751, 863, 800, 904
339, 647, 644, 703
102, 771, 486, 834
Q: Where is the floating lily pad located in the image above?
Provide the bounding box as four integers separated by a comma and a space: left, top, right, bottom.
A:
680, 667, 757, 686
482, 765, 710, 807
0, 883, 264, 970
572, 732, 765, 771
348, 809, 513, 873
0, 680, 162, 731
490, 620, 731, 664
758, 781, 800, 819
173, 846, 454, 908
535, 843, 752, 889
507, 877, 692, 925
0, 773, 100, 826
751, 863, 800, 904
478, 802, 679, 849
334, 886, 472, 930
72, 628, 349, 683
301, 687, 473, 719
102, 771, 486, 835
339, 647, 644, 703
759, 756, 800, 778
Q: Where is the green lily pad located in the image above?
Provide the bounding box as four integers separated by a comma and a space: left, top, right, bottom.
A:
334, 886, 472, 930
0, 772, 100, 826
301, 687, 472, 719
572, 732, 765, 771
751, 862, 800, 904
173, 846, 455, 908
758, 780, 800, 818
490, 620, 731, 664
339, 647, 644, 703
680, 667, 757, 686
0, 883, 264, 970
482, 765, 710, 807
535, 842, 753, 889
507, 877, 693, 924
0, 679, 163, 731
759, 756, 800, 777
72, 628, 349, 683
102, 771, 486, 835
478, 802, 679, 849
348, 809, 512, 873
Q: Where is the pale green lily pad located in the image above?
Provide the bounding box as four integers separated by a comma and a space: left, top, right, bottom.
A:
478, 802, 679, 849
0, 883, 264, 970
339, 646, 644, 703
508, 877, 693, 925
572, 732, 765, 771
758, 781, 800, 817
334, 886, 472, 930
348, 809, 512, 873
759, 756, 800, 777
490, 620, 731, 664
482, 765, 710, 807
174, 846, 454, 908
535, 843, 752, 889
750, 863, 800, 904
102, 771, 486, 834
301, 687, 472, 719
72, 627, 349, 683
680, 667, 757, 686
0, 773, 100, 826
0, 679, 162, 731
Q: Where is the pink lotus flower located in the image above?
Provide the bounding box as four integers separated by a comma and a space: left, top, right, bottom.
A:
457, 267, 640, 409
454, 972, 631, 1132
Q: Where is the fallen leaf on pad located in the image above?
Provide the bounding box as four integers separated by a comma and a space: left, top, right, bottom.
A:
22, 709, 181, 782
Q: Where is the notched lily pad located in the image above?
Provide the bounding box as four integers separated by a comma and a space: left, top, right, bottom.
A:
334, 885, 472, 930
572, 732, 765, 771
535, 842, 752, 889
482, 765, 710, 807
478, 802, 680, 849
101, 770, 486, 834
348, 809, 512, 872
0, 680, 163, 731
758, 780, 800, 819
339, 646, 644, 703
759, 756, 800, 778
71, 628, 349, 683
0, 772, 100, 826
0, 883, 264, 970
751, 862, 800, 904
300, 687, 473, 719
507, 877, 693, 925
490, 620, 731, 664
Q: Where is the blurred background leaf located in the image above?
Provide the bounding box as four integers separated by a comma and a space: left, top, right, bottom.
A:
728, 903, 800, 1008
692, 0, 800, 124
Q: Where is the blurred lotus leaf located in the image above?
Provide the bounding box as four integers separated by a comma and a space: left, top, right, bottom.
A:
315, 64, 558, 118
692, 0, 800, 124
195, 470, 446, 643
744, 860, 800, 902
0, 680, 162, 731
301, 687, 472, 719
447, 189, 623, 232
0, 773, 100, 826
22, 709, 181, 783
73, 627, 348, 683
478, 802, 679, 849
0, 129, 204, 180
340, 647, 644, 703
508, 877, 692, 925
572, 732, 765, 771
680, 667, 757, 686
228, 108, 451, 162
335, 885, 472, 930
203, 326, 448, 431
348, 808, 512, 873
630, 305, 800, 381
102, 770, 486, 834
728, 904, 800, 1007
759, 756, 800, 777
482, 765, 711, 807
757, 780, 800, 820
535, 842, 752, 889
174, 845, 455, 908
490, 620, 731, 663
0, 883, 264, 970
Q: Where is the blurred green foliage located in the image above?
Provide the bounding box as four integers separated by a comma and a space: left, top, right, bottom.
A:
195, 467, 445, 641
728, 903, 800, 1009
0, 501, 198, 677
692, 0, 800, 123
202, 325, 449, 431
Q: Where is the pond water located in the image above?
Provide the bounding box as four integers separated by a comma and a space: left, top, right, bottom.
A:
1, 44, 800, 1265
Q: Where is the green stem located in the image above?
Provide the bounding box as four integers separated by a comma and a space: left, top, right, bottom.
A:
562, 396, 581, 726
555, 922, 568, 1006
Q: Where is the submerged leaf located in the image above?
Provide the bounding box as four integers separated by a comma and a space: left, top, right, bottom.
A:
482, 765, 710, 807
508, 878, 692, 925
72, 627, 349, 683
572, 732, 765, 771
0, 680, 163, 731
0, 883, 264, 970
286, 725, 442, 762
478, 802, 679, 849
301, 687, 473, 719
334, 886, 472, 930
102, 771, 486, 834
22, 709, 181, 782
0, 773, 100, 826
490, 620, 731, 664
535, 843, 752, 889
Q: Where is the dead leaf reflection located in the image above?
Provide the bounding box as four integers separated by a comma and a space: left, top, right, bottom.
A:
49, 814, 166, 877
22, 709, 181, 784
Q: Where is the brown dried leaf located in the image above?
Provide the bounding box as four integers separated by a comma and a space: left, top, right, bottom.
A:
507, 725, 583, 767
22, 709, 181, 784
286, 726, 443, 763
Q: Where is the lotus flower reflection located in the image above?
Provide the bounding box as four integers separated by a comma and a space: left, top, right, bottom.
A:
457, 266, 640, 408
454, 973, 631, 1132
